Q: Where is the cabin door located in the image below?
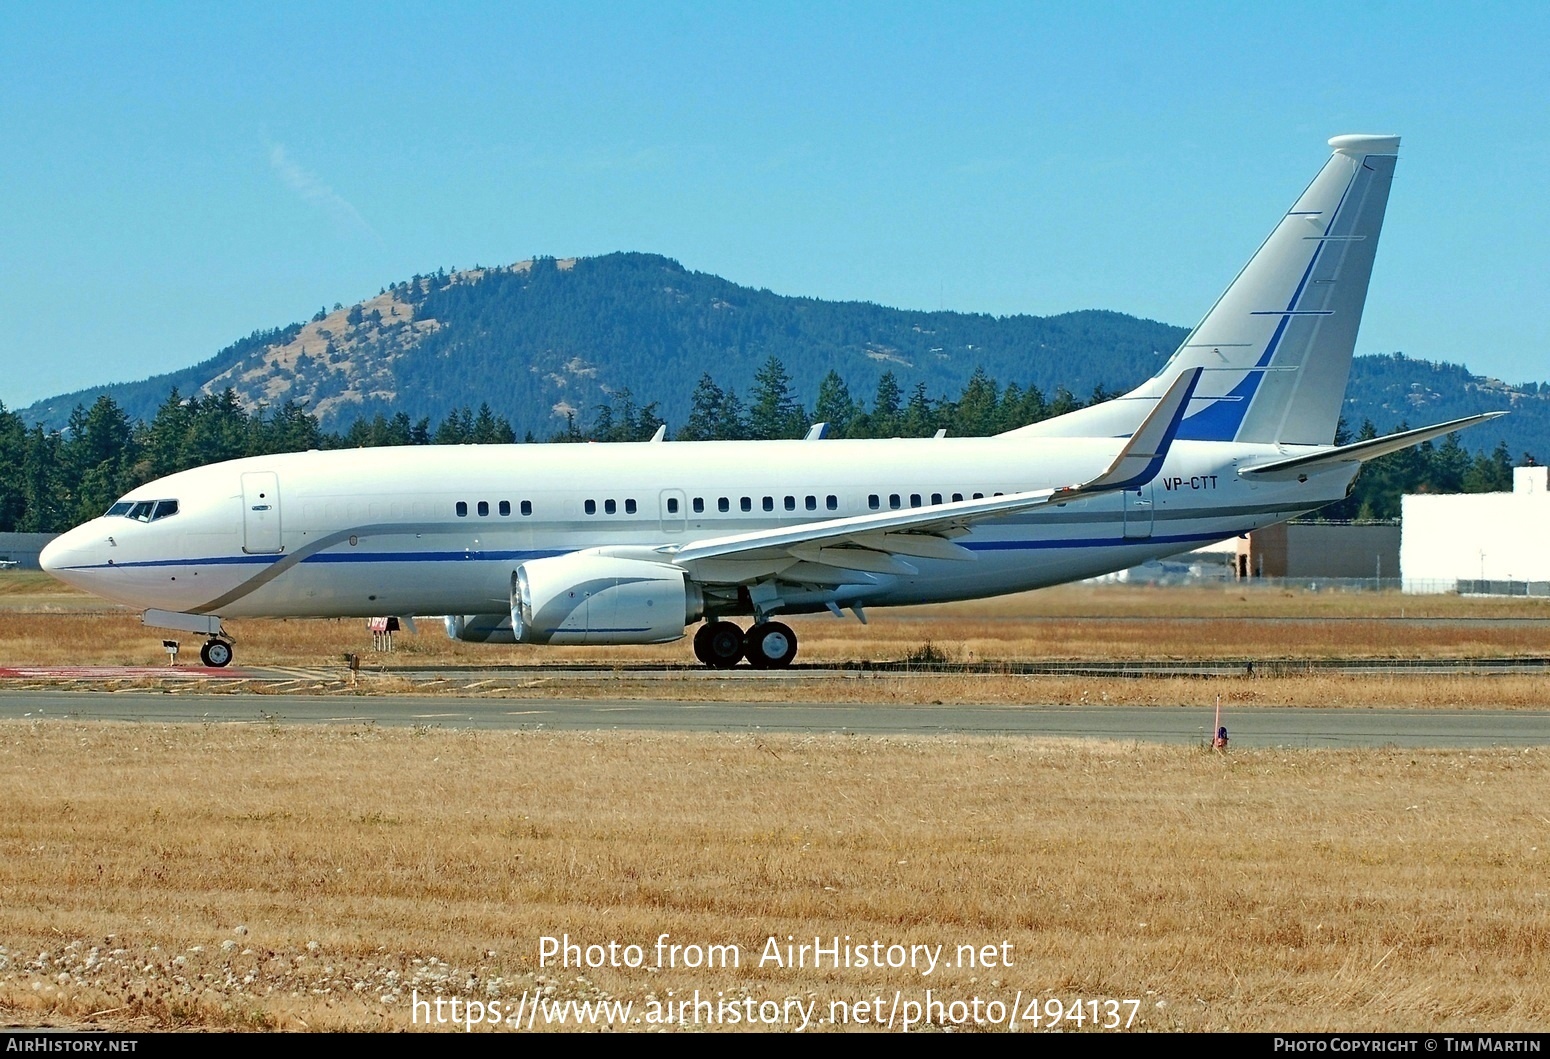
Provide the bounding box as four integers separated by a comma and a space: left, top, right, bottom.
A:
660, 489, 687, 533
1122, 483, 1154, 539
241, 472, 283, 554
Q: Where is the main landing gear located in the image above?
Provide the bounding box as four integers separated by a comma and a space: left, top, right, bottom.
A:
692, 620, 798, 669
200, 638, 234, 668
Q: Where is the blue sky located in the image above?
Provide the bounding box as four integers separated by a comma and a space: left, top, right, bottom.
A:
2, 2, 1546, 409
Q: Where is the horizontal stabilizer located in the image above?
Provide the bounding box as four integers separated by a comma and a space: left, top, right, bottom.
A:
1239, 412, 1507, 480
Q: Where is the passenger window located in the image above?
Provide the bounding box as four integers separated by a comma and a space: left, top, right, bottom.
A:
910, 494, 922, 507
625, 498, 637, 514
784, 496, 795, 511
952, 493, 964, 502
667, 498, 679, 514
520, 500, 532, 516
889, 494, 902, 510
499, 500, 511, 516
740, 497, 752, 512
605, 499, 617, 515
868, 495, 880, 510
805, 495, 817, 511
693, 497, 705, 513
477, 501, 490, 517
931, 493, 942, 505
762, 496, 774, 512
973, 493, 984, 500
826, 495, 838, 511
584, 499, 596, 515
456, 501, 468, 517
718, 498, 729, 513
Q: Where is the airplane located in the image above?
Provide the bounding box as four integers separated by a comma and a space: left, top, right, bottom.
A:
40, 133, 1502, 669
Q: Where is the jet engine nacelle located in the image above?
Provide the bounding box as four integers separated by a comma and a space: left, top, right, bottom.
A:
510, 554, 702, 645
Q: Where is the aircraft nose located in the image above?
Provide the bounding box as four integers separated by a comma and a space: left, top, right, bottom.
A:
39, 522, 108, 586
39, 533, 68, 574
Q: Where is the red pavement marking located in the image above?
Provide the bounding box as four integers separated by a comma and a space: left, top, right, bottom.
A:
0, 666, 250, 678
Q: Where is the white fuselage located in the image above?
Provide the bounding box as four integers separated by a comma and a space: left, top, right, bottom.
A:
40, 435, 1351, 623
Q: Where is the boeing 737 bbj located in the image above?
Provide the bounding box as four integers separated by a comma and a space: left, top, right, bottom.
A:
41, 134, 1500, 668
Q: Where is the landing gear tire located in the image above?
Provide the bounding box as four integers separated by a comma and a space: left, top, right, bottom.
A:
694, 621, 745, 669
692, 622, 716, 665
200, 639, 233, 668
744, 621, 797, 669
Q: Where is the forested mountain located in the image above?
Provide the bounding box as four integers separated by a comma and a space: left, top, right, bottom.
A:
15, 252, 1548, 459
14, 254, 1181, 436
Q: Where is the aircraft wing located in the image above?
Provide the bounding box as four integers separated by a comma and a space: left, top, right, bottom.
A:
664, 369, 1201, 581
1237, 412, 1506, 480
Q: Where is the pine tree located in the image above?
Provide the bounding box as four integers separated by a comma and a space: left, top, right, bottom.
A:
434, 407, 475, 445
717, 388, 747, 440
0, 401, 28, 532
679, 375, 727, 441
867, 372, 902, 437
138, 389, 194, 479
1464, 441, 1513, 493
813, 371, 856, 437
471, 403, 515, 444
176, 389, 251, 467
20, 426, 67, 533
1427, 433, 1471, 494
901, 382, 937, 437
747, 356, 804, 440
63, 396, 138, 523
953, 368, 999, 436
264, 400, 323, 453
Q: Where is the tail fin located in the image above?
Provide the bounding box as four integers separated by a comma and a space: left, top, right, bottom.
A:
1012, 134, 1400, 445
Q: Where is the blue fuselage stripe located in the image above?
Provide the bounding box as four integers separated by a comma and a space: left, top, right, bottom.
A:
62, 533, 1240, 572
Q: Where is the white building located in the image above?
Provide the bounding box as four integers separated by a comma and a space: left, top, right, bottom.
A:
1401, 467, 1550, 594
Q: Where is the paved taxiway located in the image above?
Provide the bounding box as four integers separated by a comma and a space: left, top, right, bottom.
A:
2, 689, 1547, 747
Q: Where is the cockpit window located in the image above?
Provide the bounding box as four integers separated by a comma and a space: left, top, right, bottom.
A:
113, 499, 179, 522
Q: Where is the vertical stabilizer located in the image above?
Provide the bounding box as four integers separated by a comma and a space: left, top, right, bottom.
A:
1012, 134, 1399, 445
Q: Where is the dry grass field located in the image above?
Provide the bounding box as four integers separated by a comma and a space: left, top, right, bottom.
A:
2, 573, 1547, 1032
6, 570, 1550, 669
0, 723, 1544, 1033
4, 571, 1549, 711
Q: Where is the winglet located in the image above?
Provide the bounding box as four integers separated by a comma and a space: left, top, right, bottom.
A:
1062, 367, 1202, 496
